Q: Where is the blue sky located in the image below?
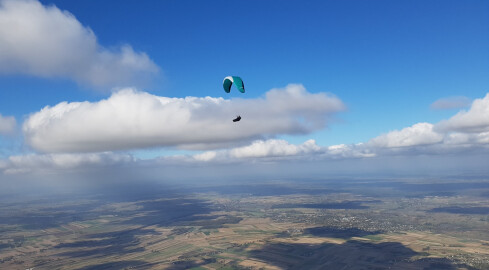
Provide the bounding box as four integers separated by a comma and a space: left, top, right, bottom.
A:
1, 0, 489, 180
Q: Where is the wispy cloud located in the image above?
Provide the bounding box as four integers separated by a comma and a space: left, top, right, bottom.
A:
0, 0, 158, 88
0, 114, 16, 135
23, 84, 345, 153
430, 96, 471, 110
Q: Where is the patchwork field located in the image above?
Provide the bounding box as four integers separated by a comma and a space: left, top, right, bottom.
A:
0, 179, 488, 269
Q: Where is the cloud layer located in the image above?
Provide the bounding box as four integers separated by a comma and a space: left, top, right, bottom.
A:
1, 152, 132, 175
23, 84, 345, 153
176, 93, 489, 163
0, 0, 158, 88
17, 90, 489, 166
186, 139, 373, 163
4, 89, 489, 177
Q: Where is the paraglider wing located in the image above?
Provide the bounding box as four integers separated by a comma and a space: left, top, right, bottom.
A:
223, 76, 233, 93
223, 76, 245, 123
223, 76, 245, 93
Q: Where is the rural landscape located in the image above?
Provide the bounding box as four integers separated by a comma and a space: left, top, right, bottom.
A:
1, 178, 488, 269
1, 1, 489, 269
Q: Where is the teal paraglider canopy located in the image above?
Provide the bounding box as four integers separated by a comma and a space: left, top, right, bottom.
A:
223, 76, 245, 93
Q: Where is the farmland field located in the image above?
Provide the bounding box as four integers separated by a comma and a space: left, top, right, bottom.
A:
1, 178, 488, 269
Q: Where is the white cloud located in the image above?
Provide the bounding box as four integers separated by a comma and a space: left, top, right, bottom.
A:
325, 143, 376, 158
363, 94, 489, 154
19, 89, 489, 165
230, 139, 320, 159
182, 139, 375, 163
443, 131, 489, 146
23, 84, 345, 153
5, 88, 489, 177
0, 0, 158, 88
368, 122, 444, 148
16, 91, 489, 174
430, 96, 471, 110
193, 151, 217, 162
5, 92, 489, 179
436, 93, 489, 133
0, 114, 16, 135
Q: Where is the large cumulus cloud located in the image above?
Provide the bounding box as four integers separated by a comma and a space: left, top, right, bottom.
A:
436, 93, 489, 133
0, 0, 158, 88
23, 84, 345, 153
368, 123, 444, 148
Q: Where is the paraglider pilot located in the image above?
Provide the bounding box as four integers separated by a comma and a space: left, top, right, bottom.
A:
223, 76, 244, 123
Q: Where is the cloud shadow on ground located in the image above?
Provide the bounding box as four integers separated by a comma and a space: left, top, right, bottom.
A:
429, 206, 489, 215
55, 227, 158, 258
77, 260, 153, 270
249, 240, 477, 269
271, 201, 370, 210
303, 226, 382, 238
